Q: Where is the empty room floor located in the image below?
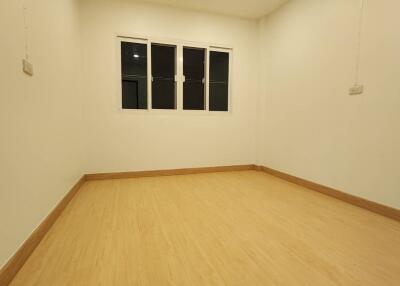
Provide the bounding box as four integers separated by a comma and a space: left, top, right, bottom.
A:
10, 170, 400, 285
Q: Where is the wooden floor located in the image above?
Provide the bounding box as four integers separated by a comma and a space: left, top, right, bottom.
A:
10, 171, 400, 285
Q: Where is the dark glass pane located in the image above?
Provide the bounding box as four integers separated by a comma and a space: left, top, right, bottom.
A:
183, 82, 205, 110
151, 44, 176, 109
183, 47, 205, 80
183, 47, 205, 110
121, 41, 147, 109
152, 79, 176, 109
209, 51, 229, 111
122, 78, 147, 109
209, 83, 228, 111
210, 51, 229, 82
151, 44, 175, 77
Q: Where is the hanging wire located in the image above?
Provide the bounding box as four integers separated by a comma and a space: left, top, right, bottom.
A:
354, 0, 366, 85
22, 0, 29, 60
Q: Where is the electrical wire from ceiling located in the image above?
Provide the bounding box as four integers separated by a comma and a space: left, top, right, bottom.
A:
354, 0, 366, 85
22, 0, 30, 60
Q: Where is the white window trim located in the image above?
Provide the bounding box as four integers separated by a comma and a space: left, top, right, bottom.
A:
116, 34, 233, 115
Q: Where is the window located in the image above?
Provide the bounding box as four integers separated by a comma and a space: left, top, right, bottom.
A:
151, 43, 177, 109
118, 37, 231, 112
121, 41, 148, 109
209, 51, 229, 112
183, 47, 206, 110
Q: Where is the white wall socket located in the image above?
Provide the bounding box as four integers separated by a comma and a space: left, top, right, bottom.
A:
22, 59, 34, 76
349, 84, 363, 95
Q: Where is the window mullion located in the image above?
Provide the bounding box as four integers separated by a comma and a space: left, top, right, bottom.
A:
205, 47, 210, 112
147, 40, 152, 110
177, 44, 183, 111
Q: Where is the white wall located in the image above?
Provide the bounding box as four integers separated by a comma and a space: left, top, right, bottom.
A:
79, 0, 259, 173
257, 0, 400, 209
0, 0, 84, 267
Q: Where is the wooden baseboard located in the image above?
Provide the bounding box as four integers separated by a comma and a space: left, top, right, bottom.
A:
255, 165, 400, 222
85, 164, 255, 180
0, 175, 86, 286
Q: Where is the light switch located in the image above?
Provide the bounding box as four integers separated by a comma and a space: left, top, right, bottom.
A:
22, 59, 33, 76
349, 85, 363, 95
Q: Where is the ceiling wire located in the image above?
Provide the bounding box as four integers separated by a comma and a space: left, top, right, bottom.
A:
354, 0, 366, 85
22, 0, 29, 60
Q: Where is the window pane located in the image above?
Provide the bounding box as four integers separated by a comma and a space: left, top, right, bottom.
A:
151, 44, 176, 109
209, 82, 228, 111
152, 80, 176, 109
121, 41, 147, 109
183, 47, 205, 110
209, 51, 229, 111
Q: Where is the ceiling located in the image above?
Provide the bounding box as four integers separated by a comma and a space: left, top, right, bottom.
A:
139, 0, 289, 19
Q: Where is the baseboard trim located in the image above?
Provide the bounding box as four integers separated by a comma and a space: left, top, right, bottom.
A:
85, 164, 255, 180
255, 165, 400, 222
0, 175, 86, 286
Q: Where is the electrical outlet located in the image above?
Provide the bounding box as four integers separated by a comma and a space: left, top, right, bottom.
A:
22, 59, 33, 76
349, 84, 363, 95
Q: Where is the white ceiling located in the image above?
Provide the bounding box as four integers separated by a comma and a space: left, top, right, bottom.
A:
140, 0, 289, 19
